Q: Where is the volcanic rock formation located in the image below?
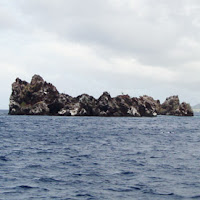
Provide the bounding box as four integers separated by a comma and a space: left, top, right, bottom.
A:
9, 75, 194, 117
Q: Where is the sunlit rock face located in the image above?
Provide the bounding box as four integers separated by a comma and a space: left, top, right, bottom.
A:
9, 75, 194, 117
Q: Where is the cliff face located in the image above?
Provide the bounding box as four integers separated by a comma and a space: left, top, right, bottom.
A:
9, 75, 194, 117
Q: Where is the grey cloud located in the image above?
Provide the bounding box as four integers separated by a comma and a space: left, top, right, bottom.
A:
0, 2, 27, 31
14, 0, 200, 67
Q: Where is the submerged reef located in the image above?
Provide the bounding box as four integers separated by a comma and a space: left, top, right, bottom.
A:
9, 75, 194, 117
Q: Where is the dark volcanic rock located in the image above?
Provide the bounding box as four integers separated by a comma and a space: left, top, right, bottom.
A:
97, 92, 118, 116
9, 75, 194, 117
9, 75, 59, 115
158, 96, 193, 116
76, 94, 97, 116
137, 95, 159, 117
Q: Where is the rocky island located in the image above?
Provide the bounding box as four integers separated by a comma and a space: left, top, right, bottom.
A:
9, 75, 194, 117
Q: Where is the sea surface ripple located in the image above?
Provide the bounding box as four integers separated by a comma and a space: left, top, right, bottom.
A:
0, 110, 200, 200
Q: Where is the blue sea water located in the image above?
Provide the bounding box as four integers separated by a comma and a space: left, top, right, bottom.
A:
0, 110, 200, 200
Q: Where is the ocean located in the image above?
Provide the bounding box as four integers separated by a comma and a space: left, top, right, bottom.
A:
0, 110, 200, 200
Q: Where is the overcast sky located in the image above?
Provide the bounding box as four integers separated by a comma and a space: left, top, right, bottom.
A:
1, 0, 200, 109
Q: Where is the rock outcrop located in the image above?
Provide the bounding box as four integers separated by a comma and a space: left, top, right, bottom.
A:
158, 96, 193, 116
9, 75, 194, 117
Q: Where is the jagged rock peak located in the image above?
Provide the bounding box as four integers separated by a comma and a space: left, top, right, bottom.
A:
30, 74, 45, 85
15, 78, 28, 85
98, 91, 112, 101
159, 95, 193, 116
8, 75, 194, 117
102, 91, 110, 96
